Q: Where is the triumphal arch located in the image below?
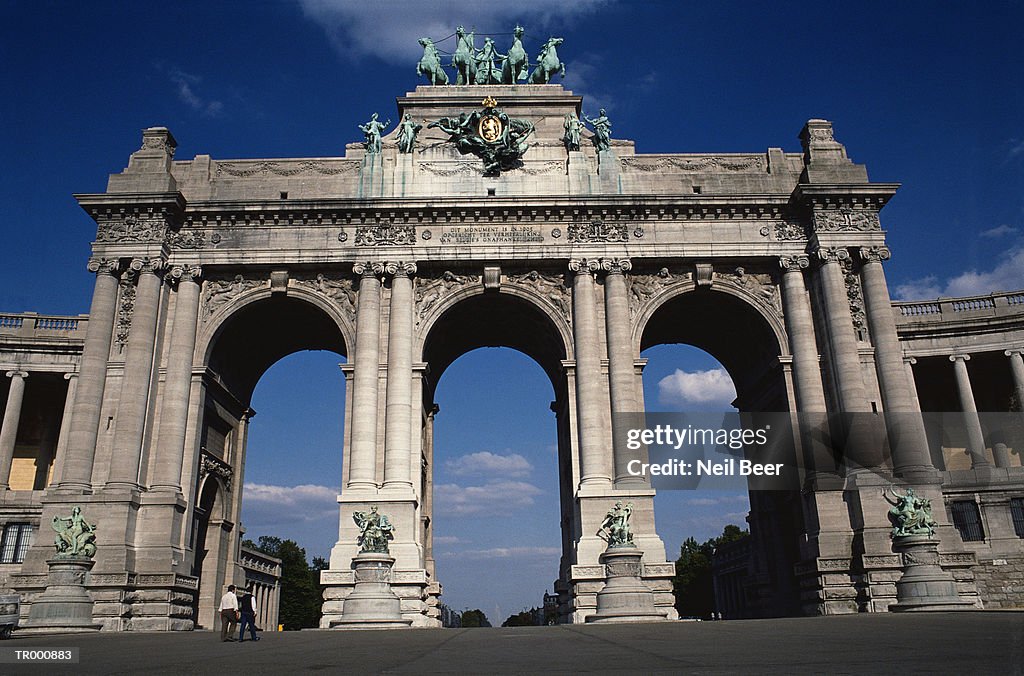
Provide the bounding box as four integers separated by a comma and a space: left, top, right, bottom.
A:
2, 35, 1023, 629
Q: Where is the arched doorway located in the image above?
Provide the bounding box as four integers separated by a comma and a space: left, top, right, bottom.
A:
191, 287, 351, 628
419, 290, 573, 620
637, 283, 804, 617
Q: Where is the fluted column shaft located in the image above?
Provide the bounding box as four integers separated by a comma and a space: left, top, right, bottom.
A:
815, 249, 870, 413
348, 263, 383, 489
571, 259, 612, 486
152, 266, 202, 491
107, 259, 165, 488
0, 371, 28, 489
603, 259, 640, 485
384, 262, 416, 489
60, 259, 121, 489
780, 257, 827, 413
1008, 350, 1024, 411
950, 354, 990, 468
859, 247, 935, 477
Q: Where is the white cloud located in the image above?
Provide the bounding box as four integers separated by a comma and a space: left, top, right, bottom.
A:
243, 483, 338, 526
433, 535, 463, 545
1009, 138, 1024, 158
444, 546, 561, 559
169, 68, 223, 117
298, 0, 614, 63
434, 479, 542, 516
894, 245, 1024, 300
446, 451, 532, 478
685, 495, 748, 507
658, 368, 736, 408
980, 224, 1017, 238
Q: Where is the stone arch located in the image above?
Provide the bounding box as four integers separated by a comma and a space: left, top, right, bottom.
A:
415, 280, 574, 393
192, 474, 230, 630
197, 285, 352, 405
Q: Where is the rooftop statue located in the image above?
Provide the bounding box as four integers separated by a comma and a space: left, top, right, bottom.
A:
417, 37, 449, 85
563, 112, 583, 151
52, 506, 97, 559
428, 97, 535, 176
359, 113, 391, 154
452, 26, 478, 86
584, 109, 612, 152
474, 37, 504, 85
354, 506, 395, 554
501, 25, 529, 84
597, 501, 635, 548
884, 487, 938, 538
396, 113, 423, 154
529, 37, 566, 84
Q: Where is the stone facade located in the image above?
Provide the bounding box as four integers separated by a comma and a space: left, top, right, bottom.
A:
0, 83, 1021, 629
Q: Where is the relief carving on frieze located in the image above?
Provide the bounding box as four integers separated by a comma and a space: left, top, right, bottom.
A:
619, 156, 765, 172
812, 207, 881, 232
568, 219, 628, 243
718, 267, 781, 315
415, 271, 479, 324
762, 219, 807, 241
841, 258, 867, 334
203, 275, 264, 319
507, 270, 571, 323
296, 274, 357, 318
355, 221, 416, 246
96, 214, 169, 244
166, 228, 205, 249
199, 451, 233, 490
625, 268, 685, 318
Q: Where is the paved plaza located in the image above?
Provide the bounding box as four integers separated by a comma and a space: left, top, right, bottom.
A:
4, 613, 1022, 674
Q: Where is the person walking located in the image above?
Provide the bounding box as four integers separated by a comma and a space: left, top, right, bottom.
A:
218, 584, 239, 642
238, 585, 260, 642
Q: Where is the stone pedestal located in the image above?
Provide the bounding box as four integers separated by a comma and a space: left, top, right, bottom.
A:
586, 547, 668, 624
20, 558, 103, 633
330, 553, 412, 629
890, 536, 975, 612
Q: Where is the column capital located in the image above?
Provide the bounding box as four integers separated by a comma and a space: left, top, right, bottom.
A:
1005, 348, 1024, 358
4, 370, 28, 380
87, 257, 122, 276
241, 407, 257, 421
903, 355, 918, 365
384, 261, 417, 278
779, 255, 810, 271
949, 353, 971, 362
353, 261, 385, 278
64, 371, 78, 381
168, 264, 202, 286
127, 256, 167, 276
858, 245, 891, 263
599, 258, 632, 274
568, 258, 600, 275
813, 246, 850, 264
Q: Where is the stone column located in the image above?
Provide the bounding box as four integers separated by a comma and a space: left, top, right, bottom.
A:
383, 261, 416, 490
859, 247, 935, 479
151, 265, 203, 491
602, 258, 640, 485
1007, 349, 1024, 411
51, 373, 78, 487
347, 262, 383, 490
59, 258, 121, 490
0, 370, 28, 489
106, 258, 165, 489
779, 256, 836, 479
814, 248, 870, 413
950, 354, 990, 468
570, 258, 612, 486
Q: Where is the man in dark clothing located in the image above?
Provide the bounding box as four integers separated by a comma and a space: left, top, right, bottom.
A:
238, 586, 260, 642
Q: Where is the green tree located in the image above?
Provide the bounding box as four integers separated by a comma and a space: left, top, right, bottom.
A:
244, 536, 322, 630
460, 609, 491, 627
502, 608, 539, 627
672, 524, 748, 618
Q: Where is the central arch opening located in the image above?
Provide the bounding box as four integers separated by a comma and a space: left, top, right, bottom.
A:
421, 290, 570, 626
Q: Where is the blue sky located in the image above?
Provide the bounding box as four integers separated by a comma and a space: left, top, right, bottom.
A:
3, 1, 1023, 619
